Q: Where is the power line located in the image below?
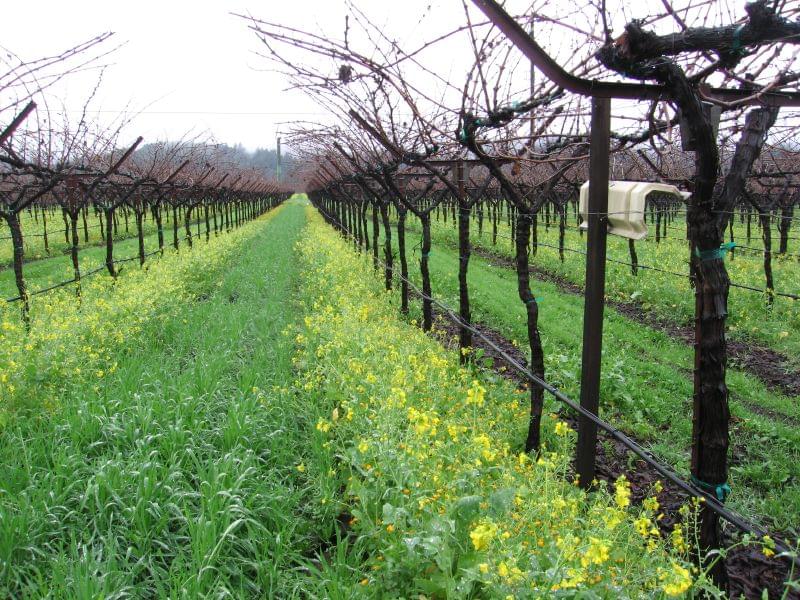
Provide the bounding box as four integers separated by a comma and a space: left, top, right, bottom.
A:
52, 109, 331, 116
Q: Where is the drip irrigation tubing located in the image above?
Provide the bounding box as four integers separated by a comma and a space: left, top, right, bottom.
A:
316, 202, 800, 566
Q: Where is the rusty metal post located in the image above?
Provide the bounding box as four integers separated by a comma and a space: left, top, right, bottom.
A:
576, 97, 611, 489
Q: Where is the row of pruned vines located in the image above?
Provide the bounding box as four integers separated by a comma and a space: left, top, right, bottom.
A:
0, 35, 293, 327
242, 0, 800, 594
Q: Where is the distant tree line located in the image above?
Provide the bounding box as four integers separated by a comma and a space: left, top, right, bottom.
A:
134, 143, 297, 179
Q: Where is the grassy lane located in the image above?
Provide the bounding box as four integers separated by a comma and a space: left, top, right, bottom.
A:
367, 216, 800, 532
1, 206, 275, 415
0, 201, 323, 597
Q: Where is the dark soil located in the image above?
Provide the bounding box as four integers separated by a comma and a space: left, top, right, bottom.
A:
430, 310, 798, 599
473, 246, 800, 399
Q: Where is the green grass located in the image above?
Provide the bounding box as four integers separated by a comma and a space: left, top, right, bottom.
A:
365, 211, 800, 533
287, 208, 709, 598
0, 215, 212, 300
0, 206, 195, 268
0, 201, 339, 597
0, 196, 784, 597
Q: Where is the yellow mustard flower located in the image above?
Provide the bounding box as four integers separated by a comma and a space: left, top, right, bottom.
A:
470, 521, 498, 551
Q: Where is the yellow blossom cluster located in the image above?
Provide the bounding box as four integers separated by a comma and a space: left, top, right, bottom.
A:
615, 475, 632, 509
465, 380, 485, 406
289, 209, 705, 597
658, 562, 693, 596
0, 205, 284, 420
470, 520, 498, 551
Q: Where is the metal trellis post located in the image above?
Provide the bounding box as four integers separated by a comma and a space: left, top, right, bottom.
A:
576, 97, 611, 489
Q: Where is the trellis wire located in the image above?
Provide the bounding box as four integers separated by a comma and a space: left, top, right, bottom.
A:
317, 202, 800, 567
472, 225, 800, 301
4, 248, 164, 303
3, 208, 261, 304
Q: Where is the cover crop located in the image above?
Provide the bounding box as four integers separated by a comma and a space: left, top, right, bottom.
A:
0, 207, 277, 418
291, 208, 708, 597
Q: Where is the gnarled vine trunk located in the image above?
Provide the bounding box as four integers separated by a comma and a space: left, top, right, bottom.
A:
457, 194, 472, 357
515, 211, 545, 453
420, 212, 433, 331
397, 208, 409, 314
5, 211, 29, 327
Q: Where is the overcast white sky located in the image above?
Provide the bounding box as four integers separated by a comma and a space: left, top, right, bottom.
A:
5, 1, 770, 160
2, 1, 451, 153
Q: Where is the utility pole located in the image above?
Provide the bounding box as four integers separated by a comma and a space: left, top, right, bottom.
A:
276, 136, 282, 182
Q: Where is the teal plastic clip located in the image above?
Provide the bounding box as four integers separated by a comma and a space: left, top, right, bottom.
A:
691, 475, 731, 503
695, 242, 736, 261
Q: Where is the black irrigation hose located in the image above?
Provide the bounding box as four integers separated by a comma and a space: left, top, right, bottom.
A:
5, 264, 107, 301
113, 248, 164, 266
316, 203, 800, 567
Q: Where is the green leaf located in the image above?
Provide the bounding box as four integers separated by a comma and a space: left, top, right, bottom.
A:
488, 487, 516, 516
452, 495, 482, 524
